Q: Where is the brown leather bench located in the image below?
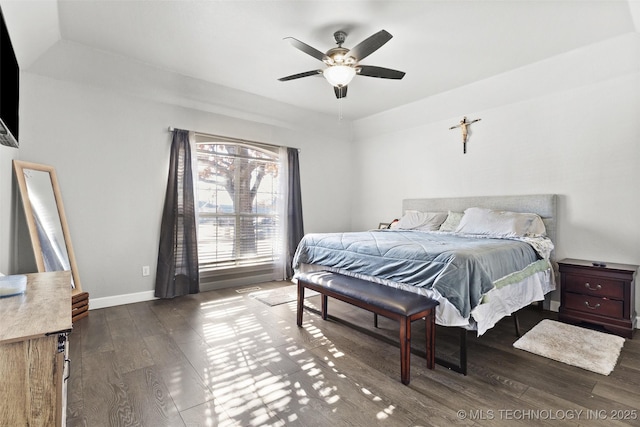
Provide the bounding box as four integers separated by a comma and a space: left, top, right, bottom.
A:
296, 271, 439, 385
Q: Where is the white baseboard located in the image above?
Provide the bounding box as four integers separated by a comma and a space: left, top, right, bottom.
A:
89, 290, 157, 310
88, 274, 276, 310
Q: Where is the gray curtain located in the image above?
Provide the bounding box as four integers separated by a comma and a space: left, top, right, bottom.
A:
155, 129, 199, 298
286, 147, 304, 278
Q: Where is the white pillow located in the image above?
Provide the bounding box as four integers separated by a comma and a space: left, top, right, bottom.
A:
455, 207, 546, 237
397, 211, 448, 231
439, 211, 464, 232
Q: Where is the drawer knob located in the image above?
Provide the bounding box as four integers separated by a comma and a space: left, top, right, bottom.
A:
584, 282, 602, 291
584, 301, 601, 310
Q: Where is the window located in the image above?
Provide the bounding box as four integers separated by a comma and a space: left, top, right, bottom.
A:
195, 135, 283, 274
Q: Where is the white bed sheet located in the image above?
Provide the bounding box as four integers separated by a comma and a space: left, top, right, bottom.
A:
297, 262, 554, 336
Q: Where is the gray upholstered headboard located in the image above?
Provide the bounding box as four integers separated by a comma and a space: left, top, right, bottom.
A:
402, 194, 557, 260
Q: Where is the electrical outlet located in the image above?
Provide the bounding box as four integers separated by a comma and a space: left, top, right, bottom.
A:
142, 266, 150, 276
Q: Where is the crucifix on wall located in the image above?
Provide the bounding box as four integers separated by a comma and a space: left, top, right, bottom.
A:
449, 116, 481, 154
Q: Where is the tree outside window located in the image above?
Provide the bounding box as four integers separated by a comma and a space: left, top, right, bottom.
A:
196, 140, 281, 271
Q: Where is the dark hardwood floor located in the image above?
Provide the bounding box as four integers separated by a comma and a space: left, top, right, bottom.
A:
66, 282, 640, 426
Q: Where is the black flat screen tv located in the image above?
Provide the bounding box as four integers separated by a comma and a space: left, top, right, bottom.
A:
1, 5, 19, 148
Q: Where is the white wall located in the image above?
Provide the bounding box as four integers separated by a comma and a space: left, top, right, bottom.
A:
9, 43, 352, 302
0, 143, 19, 275
350, 33, 640, 311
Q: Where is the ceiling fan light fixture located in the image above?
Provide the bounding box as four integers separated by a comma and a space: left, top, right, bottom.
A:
279, 29, 404, 99
323, 65, 356, 87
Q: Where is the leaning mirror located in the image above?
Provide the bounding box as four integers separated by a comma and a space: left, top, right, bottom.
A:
13, 160, 83, 295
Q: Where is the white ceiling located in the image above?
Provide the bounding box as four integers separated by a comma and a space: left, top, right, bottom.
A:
2, 0, 638, 120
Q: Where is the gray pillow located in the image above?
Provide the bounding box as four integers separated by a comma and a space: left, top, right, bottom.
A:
439, 211, 464, 232
455, 207, 546, 237
397, 211, 448, 231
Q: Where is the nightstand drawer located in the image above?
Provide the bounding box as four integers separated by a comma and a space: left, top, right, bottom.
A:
564, 292, 624, 318
562, 274, 624, 299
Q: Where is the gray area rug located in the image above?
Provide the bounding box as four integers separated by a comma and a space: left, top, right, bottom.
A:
250, 285, 319, 307
513, 319, 625, 375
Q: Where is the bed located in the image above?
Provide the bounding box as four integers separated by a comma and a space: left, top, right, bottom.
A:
293, 194, 557, 337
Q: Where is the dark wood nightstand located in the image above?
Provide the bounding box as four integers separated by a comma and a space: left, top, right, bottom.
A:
558, 258, 637, 339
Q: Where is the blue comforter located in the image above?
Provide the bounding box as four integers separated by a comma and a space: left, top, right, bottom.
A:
292, 230, 540, 318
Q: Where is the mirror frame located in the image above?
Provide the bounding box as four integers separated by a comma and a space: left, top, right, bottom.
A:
13, 160, 83, 295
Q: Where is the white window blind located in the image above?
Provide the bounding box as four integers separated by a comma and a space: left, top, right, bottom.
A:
195, 135, 282, 274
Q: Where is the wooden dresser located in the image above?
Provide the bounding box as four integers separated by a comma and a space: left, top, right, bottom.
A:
558, 258, 637, 339
0, 271, 72, 426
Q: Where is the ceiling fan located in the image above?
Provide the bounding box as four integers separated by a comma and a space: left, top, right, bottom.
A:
278, 29, 406, 99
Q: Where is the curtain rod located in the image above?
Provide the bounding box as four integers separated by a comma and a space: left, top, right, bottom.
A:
167, 126, 299, 152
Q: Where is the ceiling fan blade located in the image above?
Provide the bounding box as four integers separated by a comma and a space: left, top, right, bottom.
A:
278, 70, 323, 81
284, 37, 329, 62
357, 65, 405, 79
334, 85, 348, 99
348, 30, 393, 62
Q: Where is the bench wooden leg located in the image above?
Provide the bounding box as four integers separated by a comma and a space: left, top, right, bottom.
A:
296, 282, 305, 326
374, 313, 378, 328
399, 316, 411, 385
425, 310, 435, 370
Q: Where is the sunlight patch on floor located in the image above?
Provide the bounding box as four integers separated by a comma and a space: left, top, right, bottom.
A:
377, 404, 396, 419
201, 322, 237, 342
190, 290, 406, 425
